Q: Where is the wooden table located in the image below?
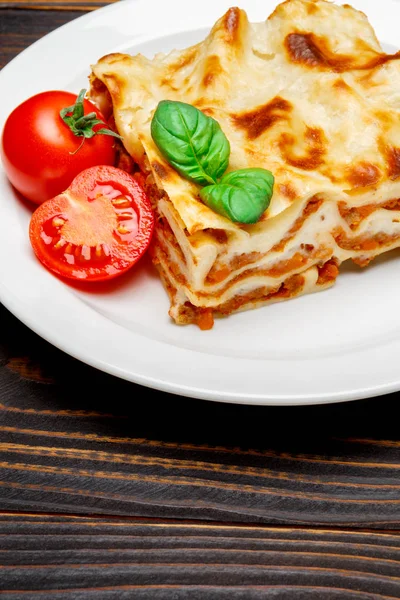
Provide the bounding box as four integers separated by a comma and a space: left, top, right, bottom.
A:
1, 1, 400, 597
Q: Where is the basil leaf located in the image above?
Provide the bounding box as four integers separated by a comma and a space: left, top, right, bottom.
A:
199, 168, 274, 224
151, 100, 230, 186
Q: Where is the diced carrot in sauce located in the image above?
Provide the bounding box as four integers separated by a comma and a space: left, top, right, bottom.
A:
207, 266, 231, 284
268, 252, 306, 277
360, 239, 379, 251
317, 259, 339, 285
197, 309, 214, 330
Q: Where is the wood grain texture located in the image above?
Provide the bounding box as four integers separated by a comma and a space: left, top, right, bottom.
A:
0, 513, 400, 598
0, 1, 116, 10
0, 9, 85, 68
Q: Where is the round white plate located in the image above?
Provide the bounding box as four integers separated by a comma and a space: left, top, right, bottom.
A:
1, 0, 400, 406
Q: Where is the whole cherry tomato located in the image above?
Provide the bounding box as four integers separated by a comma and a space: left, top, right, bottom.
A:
1, 89, 119, 204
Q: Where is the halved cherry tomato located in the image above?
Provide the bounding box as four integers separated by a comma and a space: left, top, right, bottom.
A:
29, 165, 154, 281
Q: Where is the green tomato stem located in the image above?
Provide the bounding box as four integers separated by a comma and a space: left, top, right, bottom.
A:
60, 89, 122, 153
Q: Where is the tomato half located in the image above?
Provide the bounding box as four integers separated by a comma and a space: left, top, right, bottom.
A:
1, 91, 116, 204
29, 166, 154, 281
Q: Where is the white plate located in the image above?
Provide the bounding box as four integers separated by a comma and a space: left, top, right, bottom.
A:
1, 0, 400, 406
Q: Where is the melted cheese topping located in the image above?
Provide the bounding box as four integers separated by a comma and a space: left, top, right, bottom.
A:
90, 0, 400, 326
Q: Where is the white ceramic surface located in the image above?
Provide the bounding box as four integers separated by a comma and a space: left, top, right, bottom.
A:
1, 0, 400, 405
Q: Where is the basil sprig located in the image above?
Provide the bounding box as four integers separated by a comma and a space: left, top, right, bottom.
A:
151, 100, 229, 186
151, 100, 274, 224
200, 169, 274, 224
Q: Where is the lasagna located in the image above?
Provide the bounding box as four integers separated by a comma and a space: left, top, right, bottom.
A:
90, 0, 400, 329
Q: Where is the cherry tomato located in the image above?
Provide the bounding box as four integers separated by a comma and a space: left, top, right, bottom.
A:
29, 166, 154, 281
1, 90, 116, 204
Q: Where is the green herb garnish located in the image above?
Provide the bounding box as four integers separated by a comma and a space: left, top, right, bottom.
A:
200, 168, 274, 224
150, 100, 230, 185
151, 100, 274, 224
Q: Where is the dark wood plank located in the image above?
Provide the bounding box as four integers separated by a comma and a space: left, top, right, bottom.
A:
0, 513, 399, 598
0, 9, 85, 68
0, 1, 116, 9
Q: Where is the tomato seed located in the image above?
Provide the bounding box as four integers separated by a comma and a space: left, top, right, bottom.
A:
54, 238, 66, 249
118, 212, 133, 220
95, 245, 103, 258
112, 197, 130, 208
117, 225, 130, 234
52, 217, 65, 228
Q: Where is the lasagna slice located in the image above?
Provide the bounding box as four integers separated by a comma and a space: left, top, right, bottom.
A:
90, 0, 400, 329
